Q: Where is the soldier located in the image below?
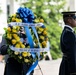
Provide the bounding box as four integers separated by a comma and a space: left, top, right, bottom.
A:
0, 37, 34, 75
59, 11, 76, 75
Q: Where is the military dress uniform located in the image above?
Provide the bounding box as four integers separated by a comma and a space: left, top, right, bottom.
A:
0, 37, 34, 75
59, 11, 76, 75
59, 25, 76, 75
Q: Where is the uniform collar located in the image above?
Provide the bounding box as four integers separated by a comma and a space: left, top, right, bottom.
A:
64, 25, 74, 32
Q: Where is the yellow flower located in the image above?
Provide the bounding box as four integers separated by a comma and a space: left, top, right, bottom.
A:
12, 26, 17, 29
22, 52, 28, 57
43, 31, 47, 35
38, 28, 44, 32
14, 51, 19, 55
16, 26, 20, 31
12, 29, 17, 33
45, 38, 48, 41
16, 18, 21, 22
19, 19, 22, 22
24, 59, 29, 63
27, 46, 30, 48
15, 37, 20, 42
37, 31, 41, 34
13, 34, 18, 37
20, 44, 25, 48
18, 41, 22, 45
39, 19, 44, 23
11, 39, 17, 45
27, 52, 31, 56
44, 28, 47, 30
7, 33, 12, 39
36, 26, 39, 30
34, 19, 39, 23
13, 34, 20, 41
18, 56, 22, 59
12, 14, 16, 17
41, 41, 47, 47
15, 43, 20, 48
40, 36, 44, 40
13, 34, 20, 42
12, 17, 16, 22
7, 27, 11, 32
40, 44, 42, 48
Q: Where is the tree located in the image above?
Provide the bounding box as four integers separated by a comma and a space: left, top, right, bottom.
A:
20, 0, 67, 59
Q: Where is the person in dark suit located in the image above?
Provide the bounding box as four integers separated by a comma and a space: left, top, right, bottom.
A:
0, 37, 34, 75
59, 11, 76, 75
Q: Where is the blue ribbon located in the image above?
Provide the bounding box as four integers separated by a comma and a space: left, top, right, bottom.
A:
31, 27, 40, 58
24, 26, 34, 48
24, 26, 38, 75
26, 60, 38, 75
17, 7, 34, 23
31, 27, 40, 47
24, 26, 35, 58
20, 13, 23, 18
17, 7, 39, 75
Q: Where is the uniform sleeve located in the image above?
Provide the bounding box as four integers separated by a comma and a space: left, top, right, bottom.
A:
63, 31, 75, 51
0, 36, 8, 55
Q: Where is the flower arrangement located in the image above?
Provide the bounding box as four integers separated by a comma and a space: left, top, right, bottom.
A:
4, 7, 48, 64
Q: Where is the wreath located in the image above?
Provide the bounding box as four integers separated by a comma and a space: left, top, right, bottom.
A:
3, 7, 48, 64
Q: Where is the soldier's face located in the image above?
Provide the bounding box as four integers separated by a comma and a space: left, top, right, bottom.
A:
72, 18, 76, 27
68, 17, 76, 27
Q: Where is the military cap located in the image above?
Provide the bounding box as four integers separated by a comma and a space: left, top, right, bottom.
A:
62, 11, 76, 19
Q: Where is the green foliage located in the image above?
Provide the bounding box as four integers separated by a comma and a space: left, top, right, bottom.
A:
20, 0, 66, 59
0, 6, 2, 14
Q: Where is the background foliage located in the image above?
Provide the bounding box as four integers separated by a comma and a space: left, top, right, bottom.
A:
20, 0, 66, 59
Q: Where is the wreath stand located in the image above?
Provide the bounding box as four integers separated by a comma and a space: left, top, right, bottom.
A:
38, 63, 43, 75
34, 55, 44, 75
